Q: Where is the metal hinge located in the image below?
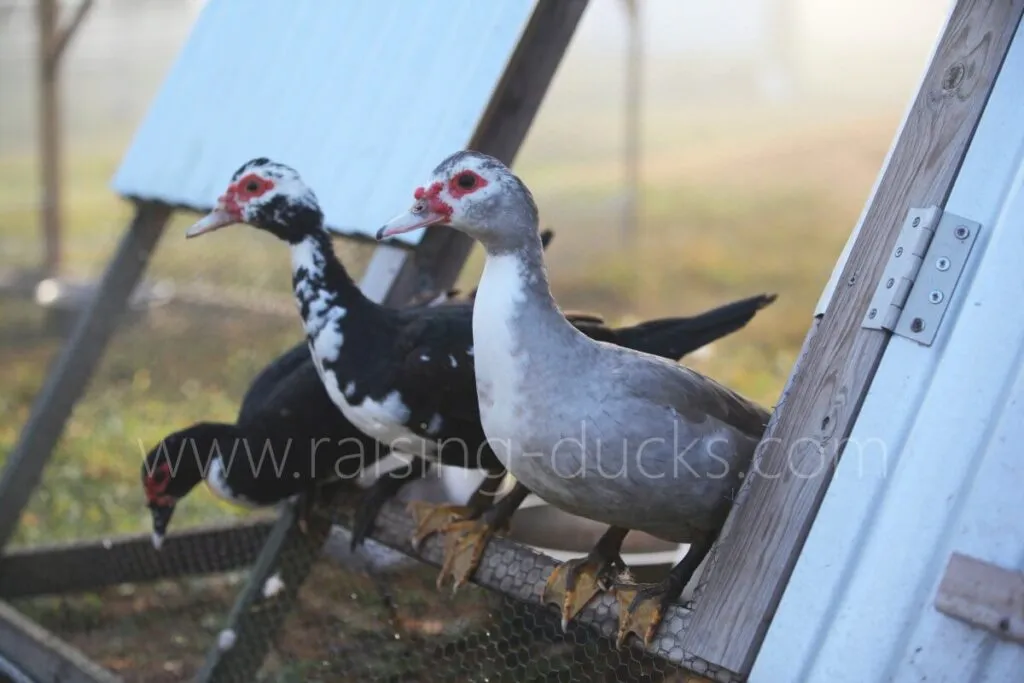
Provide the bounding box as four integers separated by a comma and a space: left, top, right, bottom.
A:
862, 206, 981, 346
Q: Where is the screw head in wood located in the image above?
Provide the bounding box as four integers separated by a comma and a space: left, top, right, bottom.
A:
936, 257, 950, 271
910, 317, 925, 333
928, 290, 944, 304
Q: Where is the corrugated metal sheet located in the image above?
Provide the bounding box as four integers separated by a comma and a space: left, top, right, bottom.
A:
751, 14, 1024, 683
111, 0, 537, 244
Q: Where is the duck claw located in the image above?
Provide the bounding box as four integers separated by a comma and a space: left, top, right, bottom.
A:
407, 501, 474, 549
543, 555, 620, 632
435, 518, 495, 593
614, 580, 679, 649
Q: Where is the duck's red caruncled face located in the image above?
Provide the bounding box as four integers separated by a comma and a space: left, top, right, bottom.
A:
219, 173, 276, 216
413, 182, 453, 221
413, 169, 489, 221
144, 462, 176, 506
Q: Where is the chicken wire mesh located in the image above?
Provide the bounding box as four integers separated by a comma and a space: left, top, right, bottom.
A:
0, 204, 725, 683
7, 515, 710, 683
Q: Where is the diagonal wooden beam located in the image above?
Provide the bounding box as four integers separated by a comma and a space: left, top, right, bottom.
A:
0, 600, 121, 683
0, 202, 171, 551
680, 0, 1024, 674
381, 0, 591, 305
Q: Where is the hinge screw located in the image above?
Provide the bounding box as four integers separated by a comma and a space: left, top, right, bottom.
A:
928, 290, 944, 304
910, 318, 925, 333
954, 225, 970, 240
886, 278, 895, 289
895, 246, 904, 257
868, 308, 877, 320
936, 257, 950, 271
912, 216, 921, 227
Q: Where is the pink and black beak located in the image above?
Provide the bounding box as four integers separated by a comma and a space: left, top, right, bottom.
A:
376, 205, 448, 240
186, 198, 241, 239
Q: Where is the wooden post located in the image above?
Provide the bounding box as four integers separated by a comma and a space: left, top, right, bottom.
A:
35, 0, 94, 277
37, 0, 60, 276
195, 2, 592, 681
0, 202, 171, 551
679, 0, 1024, 674
622, 0, 641, 244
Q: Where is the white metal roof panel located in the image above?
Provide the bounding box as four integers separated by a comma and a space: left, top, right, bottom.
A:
752, 12, 1024, 682
111, 0, 537, 244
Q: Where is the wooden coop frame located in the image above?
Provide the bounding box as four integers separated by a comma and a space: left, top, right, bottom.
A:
0, 0, 1020, 682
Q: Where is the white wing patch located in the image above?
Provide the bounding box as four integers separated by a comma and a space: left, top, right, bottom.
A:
319, 370, 440, 459
205, 457, 261, 509
426, 413, 444, 436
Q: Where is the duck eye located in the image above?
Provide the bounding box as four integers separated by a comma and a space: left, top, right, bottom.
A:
456, 172, 477, 190
245, 180, 260, 193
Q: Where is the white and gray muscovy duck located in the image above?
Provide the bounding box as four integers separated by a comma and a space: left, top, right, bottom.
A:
375, 150, 772, 648
183, 157, 775, 596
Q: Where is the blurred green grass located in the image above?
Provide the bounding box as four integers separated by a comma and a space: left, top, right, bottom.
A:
0, 102, 900, 548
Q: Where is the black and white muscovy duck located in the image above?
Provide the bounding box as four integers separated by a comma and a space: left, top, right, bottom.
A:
375, 150, 772, 647
143, 231, 558, 552
183, 157, 777, 592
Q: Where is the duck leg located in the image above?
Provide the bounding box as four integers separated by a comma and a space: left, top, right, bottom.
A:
408, 469, 505, 549
350, 458, 431, 550
435, 482, 531, 592
615, 532, 715, 648
294, 478, 350, 535
294, 491, 315, 536
543, 526, 630, 631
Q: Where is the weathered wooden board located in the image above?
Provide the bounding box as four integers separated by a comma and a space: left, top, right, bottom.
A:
680, 0, 1024, 673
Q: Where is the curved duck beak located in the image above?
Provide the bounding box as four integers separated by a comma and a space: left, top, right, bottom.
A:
376, 207, 447, 240
186, 205, 238, 239
149, 502, 175, 550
